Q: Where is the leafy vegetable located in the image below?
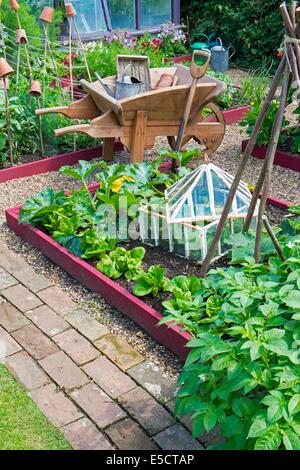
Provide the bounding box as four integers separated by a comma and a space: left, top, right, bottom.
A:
97, 246, 145, 280
133, 265, 170, 297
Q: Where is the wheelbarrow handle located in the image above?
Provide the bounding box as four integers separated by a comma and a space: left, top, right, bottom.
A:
190, 49, 211, 79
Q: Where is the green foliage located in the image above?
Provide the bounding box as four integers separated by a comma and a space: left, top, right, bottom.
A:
162, 216, 300, 450
240, 99, 289, 147
0, 92, 38, 165
97, 246, 145, 280
133, 265, 170, 297
182, 0, 283, 69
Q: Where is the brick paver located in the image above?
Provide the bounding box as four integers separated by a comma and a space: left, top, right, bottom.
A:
70, 383, 126, 429
61, 418, 114, 450
106, 418, 158, 450
37, 286, 76, 317
153, 424, 203, 450
128, 361, 177, 404
5, 351, 50, 390
12, 324, 59, 360
1, 284, 43, 312
83, 356, 136, 399
13, 265, 52, 293
95, 334, 144, 371
0, 302, 30, 332
53, 329, 100, 366
39, 351, 89, 391
0, 268, 18, 290
118, 387, 175, 435
26, 305, 70, 337
0, 325, 22, 359
30, 383, 83, 428
0, 250, 29, 274
65, 309, 108, 341
0, 244, 201, 451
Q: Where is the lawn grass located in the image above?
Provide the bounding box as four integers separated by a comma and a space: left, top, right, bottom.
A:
0, 364, 72, 450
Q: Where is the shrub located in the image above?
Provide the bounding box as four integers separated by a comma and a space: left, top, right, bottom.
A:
181, 0, 283, 69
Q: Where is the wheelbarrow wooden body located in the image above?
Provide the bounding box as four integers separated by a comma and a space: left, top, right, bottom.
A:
37, 66, 227, 163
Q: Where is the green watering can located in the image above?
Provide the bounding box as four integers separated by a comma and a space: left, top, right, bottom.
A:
191, 33, 217, 52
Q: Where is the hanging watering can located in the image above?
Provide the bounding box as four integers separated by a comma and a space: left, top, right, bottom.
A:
191, 33, 216, 52
211, 40, 235, 73
115, 64, 152, 100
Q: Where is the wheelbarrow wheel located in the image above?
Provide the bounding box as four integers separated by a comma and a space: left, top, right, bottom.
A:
167, 102, 225, 156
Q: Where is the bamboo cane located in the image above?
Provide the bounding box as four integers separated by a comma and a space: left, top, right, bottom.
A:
254, 65, 290, 263
73, 18, 92, 82
67, 17, 76, 152
198, 55, 287, 278
37, 97, 45, 158
290, 1, 298, 27
3, 77, 13, 165
262, 215, 286, 261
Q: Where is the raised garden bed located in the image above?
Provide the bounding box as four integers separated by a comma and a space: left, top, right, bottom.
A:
242, 139, 300, 173
0, 142, 124, 184
5, 192, 291, 360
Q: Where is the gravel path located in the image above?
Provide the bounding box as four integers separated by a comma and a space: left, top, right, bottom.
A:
0, 117, 299, 379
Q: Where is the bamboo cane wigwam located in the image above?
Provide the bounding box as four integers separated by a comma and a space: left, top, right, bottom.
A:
199, 1, 300, 277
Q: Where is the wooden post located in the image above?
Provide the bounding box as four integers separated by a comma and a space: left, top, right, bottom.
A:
131, 110, 148, 163
103, 137, 115, 162
198, 55, 287, 278
254, 65, 290, 262
262, 215, 286, 261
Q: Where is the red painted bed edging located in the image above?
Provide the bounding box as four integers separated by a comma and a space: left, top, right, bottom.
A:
223, 106, 251, 125
0, 142, 124, 184
5, 206, 191, 360
242, 139, 300, 173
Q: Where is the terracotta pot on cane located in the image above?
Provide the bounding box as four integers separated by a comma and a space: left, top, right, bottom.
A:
16, 29, 28, 44
29, 80, 42, 98
0, 58, 14, 78
39, 7, 54, 24
65, 3, 76, 17
10, 0, 20, 11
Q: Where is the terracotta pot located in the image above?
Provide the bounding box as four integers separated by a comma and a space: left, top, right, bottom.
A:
0, 58, 14, 79
155, 73, 174, 89
39, 6, 54, 23
9, 0, 20, 11
0, 77, 10, 90
16, 29, 28, 44
29, 80, 42, 98
65, 3, 76, 17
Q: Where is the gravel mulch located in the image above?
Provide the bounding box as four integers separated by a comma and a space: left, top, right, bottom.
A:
0, 109, 299, 379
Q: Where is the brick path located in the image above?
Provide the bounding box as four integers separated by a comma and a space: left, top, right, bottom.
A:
0, 242, 218, 450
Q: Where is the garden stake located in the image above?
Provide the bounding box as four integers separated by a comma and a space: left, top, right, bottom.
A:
281, 3, 300, 77
30, 80, 44, 158
254, 65, 290, 263
72, 17, 92, 82
199, 55, 287, 278
0, 57, 14, 165
262, 215, 286, 261
13, 8, 32, 82
66, 4, 76, 151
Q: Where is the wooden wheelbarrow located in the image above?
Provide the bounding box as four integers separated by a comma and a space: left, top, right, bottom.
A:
37, 65, 227, 163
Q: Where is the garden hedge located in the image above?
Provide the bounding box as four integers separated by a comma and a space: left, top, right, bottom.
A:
181, 0, 284, 68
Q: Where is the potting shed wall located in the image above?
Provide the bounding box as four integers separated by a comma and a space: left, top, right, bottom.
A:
41, 0, 180, 39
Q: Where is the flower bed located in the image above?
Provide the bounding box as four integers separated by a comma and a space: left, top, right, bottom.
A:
5, 205, 191, 359
5, 185, 291, 359
0, 142, 124, 184
242, 139, 300, 173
